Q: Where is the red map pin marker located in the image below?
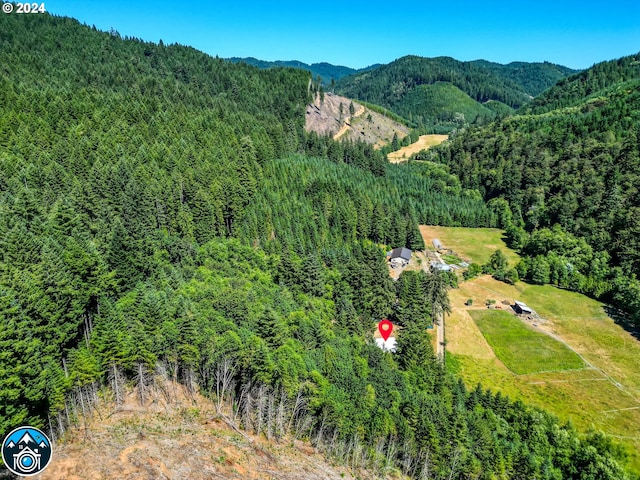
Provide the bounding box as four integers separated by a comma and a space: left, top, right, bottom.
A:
378, 319, 393, 341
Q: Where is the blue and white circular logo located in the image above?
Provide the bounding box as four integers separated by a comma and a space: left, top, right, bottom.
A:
2, 426, 52, 476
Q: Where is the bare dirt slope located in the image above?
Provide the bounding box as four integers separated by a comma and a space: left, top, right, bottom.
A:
305, 92, 409, 148
39, 384, 405, 480
387, 135, 448, 163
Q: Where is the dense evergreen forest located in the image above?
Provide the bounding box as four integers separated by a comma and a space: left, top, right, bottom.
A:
335, 55, 576, 131
236, 155, 497, 255
470, 60, 577, 97
430, 53, 640, 325
0, 13, 635, 478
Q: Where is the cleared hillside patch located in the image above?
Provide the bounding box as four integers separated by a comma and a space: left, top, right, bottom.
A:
470, 309, 584, 374
305, 92, 409, 147
419, 225, 519, 266
387, 134, 448, 163
40, 383, 371, 480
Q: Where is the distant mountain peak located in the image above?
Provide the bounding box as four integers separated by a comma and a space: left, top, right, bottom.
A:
225, 57, 378, 84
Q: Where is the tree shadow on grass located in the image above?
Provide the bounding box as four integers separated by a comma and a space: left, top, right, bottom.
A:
604, 305, 640, 341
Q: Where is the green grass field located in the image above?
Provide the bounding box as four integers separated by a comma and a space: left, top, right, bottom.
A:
419, 225, 519, 266
427, 223, 640, 473
469, 310, 584, 374
450, 280, 640, 473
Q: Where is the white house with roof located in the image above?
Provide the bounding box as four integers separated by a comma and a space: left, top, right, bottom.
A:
388, 247, 412, 267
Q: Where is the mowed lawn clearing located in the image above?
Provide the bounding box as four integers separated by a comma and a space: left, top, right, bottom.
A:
457, 276, 640, 401
424, 225, 640, 471
419, 225, 519, 266
469, 309, 584, 374
517, 287, 640, 397
448, 276, 640, 473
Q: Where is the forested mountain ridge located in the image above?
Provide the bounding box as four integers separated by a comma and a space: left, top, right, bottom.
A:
336, 55, 528, 107
470, 59, 578, 97
227, 57, 379, 84
238, 156, 496, 255
0, 21, 308, 122
0, 12, 635, 479
522, 52, 640, 113
429, 53, 640, 324
0, 8, 308, 436
334, 55, 576, 131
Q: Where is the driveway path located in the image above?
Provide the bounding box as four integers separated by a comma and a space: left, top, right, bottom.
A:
436, 312, 444, 362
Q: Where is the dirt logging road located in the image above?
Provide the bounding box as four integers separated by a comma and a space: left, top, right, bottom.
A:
332, 103, 365, 141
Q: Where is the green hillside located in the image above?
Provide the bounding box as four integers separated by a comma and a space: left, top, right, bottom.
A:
335, 55, 537, 130
395, 82, 496, 127
483, 99, 514, 116
430, 52, 640, 325
522, 52, 640, 113
471, 60, 578, 96
0, 12, 634, 479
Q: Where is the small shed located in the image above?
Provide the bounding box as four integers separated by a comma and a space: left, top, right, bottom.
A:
432, 262, 452, 272
432, 239, 443, 250
514, 301, 533, 314
389, 247, 412, 267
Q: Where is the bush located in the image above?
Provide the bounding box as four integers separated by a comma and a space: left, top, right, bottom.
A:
463, 263, 482, 280
503, 268, 519, 285
483, 249, 508, 274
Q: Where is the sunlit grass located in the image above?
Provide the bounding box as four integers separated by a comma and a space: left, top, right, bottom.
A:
430, 225, 640, 473
419, 226, 519, 266
447, 274, 640, 473
387, 134, 448, 162
469, 309, 584, 374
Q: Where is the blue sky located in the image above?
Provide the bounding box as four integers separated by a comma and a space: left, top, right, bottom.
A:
44, 1, 640, 69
